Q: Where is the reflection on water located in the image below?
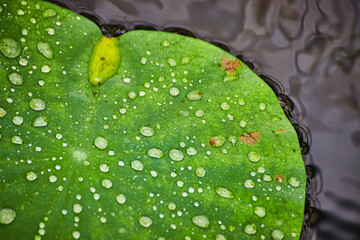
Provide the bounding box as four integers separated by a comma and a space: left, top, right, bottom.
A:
47, 0, 360, 239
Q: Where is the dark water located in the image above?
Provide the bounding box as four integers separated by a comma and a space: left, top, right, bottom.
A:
47, 0, 360, 239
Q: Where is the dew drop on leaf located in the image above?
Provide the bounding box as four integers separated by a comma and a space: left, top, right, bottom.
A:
244, 223, 256, 235
139, 216, 153, 228
147, 148, 163, 158
139, 126, 155, 137
42, 9, 57, 18
94, 136, 108, 150
101, 179, 113, 189
192, 215, 210, 228
187, 90, 203, 101
247, 151, 260, 162
215, 187, 235, 199
169, 148, 184, 161
131, 160, 144, 171
37, 42, 53, 59
0, 208, 16, 224
0, 107, 6, 118
26, 171, 38, 181
32, 116, 48, 127
29, 98, 46, 111
254, 206, 266, 217
8, 72, 23, 85
116, 194, 126, 205
0, 38, 20, 58
272, 229, 284, 240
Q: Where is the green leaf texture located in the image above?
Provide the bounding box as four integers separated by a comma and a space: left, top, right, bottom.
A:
0, 0, 306, 239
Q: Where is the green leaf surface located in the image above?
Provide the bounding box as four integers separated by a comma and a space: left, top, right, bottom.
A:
0, 0, 306, 239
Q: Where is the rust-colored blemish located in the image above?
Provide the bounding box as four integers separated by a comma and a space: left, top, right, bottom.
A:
209, 137, 216, 146
278, 128, 286, 132
221, 57, 241, 73
240, 131, 260, 145
275, 174, 285, 182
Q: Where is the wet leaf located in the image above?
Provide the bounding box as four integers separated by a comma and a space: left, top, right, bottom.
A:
0, 0, 306, 239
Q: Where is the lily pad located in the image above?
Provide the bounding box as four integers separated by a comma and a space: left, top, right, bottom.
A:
0, 0, 306, 239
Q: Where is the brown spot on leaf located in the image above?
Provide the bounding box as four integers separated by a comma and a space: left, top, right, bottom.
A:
221, 57, 241, 73
278, 128, 286, 132
240, 131, 260, 145
209, 137, 216, 146
275, 174, 285, 182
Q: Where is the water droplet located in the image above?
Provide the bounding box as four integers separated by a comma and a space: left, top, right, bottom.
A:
238, 99, 245, 105
169, 87, 180, 96
94, 136, 108, 150
49, 175, 57, 183
169, 148, 184, 161
215, 187, 234, 199
209, 136, 225, 147
12, 116, 23, 126
99, 163, 109, 173
239, 120, 247, 128
45, 28, 55, 35
0, 107, 6, 118
73, 203, 82, 213
187, 90, 203, 101
37, 42, 53, 59
41, 65, 51, 73
227, 135, 237, 145
195, 167, 206, 178
168, 202, 176, 210
167, 58, 177, 67
258, 103, 266, 111
216, 234, 226, 240
186, 147, 197, 156
162, 40, 170, 47
32, 116, 48, 127
8, 72, 23, 85
0, 208, 16, 224
288, 177, 300, 187
0, 38, 21, 58
192, 215, 210, 228
73, 150, 87, 162
195, 109, 204, 117
128, 91, 136, 99
139, 216, 153, 228
244, 179, 255, 188
140, 57, 147, 64
244, 224, 256, 235
272, 229, 284, 240
147, 148, 163, 158
101, 179, 113, 189
119, 108, 127, 114
131, 160, 144, 171
248, 151, 260, 162
254, 206, 266, 217
42, 9, 57, 18
263, 175, 272, 182
181, 57, 190, 64
26, 171, 37, 181
139, 126, 155, 137
72, 231, 80, 239
29, 98, 46, 111
11, 136, 23, 145
220, 102, 230, 110
116, 194, 126, 204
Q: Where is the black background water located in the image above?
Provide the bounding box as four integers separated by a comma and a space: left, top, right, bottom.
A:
47, 0, 360, 239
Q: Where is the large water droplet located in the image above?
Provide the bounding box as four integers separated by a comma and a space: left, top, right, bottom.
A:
26, 172, 38, 181
167, 58, 177, 67
244, 223, 256, 235
169, 149, 184, 161
139, 126, 155, 137
186, 147, 197, 156
192, 215, 210, 228
131, 160, 144, 171
101, 179, 113, 189
254, 206, 266, 217
37, 42, 53, 59
116, 194, 126, 204
187, 90, 203, 101
73, 203, 82, 213
99, 163, 109, 173
12, 116, 23, 126
169, 87, 180, 96
248, 151, 260, 162
8, 72, 23, 85
29, 98, 46, 111
0, 38, 20, 58
94, 136, 108, 150
272, 229, 284, 240
209, 136, 225, 147
0, 208, 16, 224
215, 187, 234, 199
244, 179, 255, 188
11, 136, 23, 145
32, 116, 48, 127
216, 234, 226, 240
195, 167, 206, 178
0, 107, 6, 118
139, 216, 153, 228
220, 102, 230, 110
147, 148, 163, 158
288, 176, 300, 187
42, 9, 57, 18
